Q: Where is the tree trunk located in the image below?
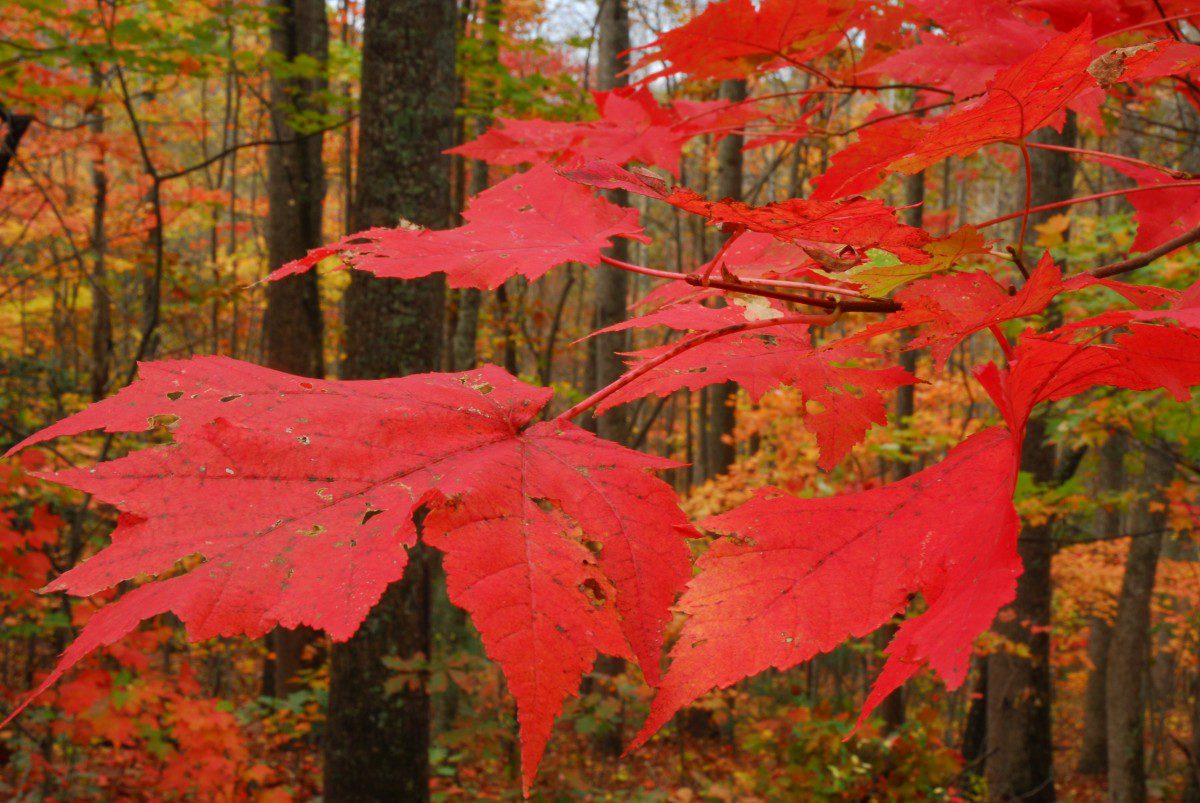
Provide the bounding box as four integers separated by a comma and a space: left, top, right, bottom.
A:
450, 0, 501, 372
1079, 430, 1126, 774
985, 119, 1076, 803
590, 0, 631, 443
323, 0, 455, 798
262, 0, 330, 698
703, 78, 745, 480
874, 169, 926, 733
1185, 668, 1200, 803
88, 68, 113, 403
1106, 446, 1174, 803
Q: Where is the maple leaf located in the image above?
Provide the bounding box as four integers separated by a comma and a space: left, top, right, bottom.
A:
978, 312, 1200, 439
564, 160, 932, 263
595, 319, 916, 471
829, 226, 990, 297
448, 88, 758, 176
7, 357, 694, 793
630, 0, 853, 82
630, 426, 1023, 748
845, 252, 1067, 367
267, 163, 648, 290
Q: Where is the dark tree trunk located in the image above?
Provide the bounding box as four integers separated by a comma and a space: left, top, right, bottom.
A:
88, 69, 113, 403
987, 416, 1058, 802
703, 78, 746, 480
323, 0, 456, 799
590, 0, 631, 443
263, 0, 330, 697
1185, 671, 1200, 803
0, 104, 33, 189
1106, 447, 1174, 803
984, 119, 1076, 803
1078, 430, 1126, 774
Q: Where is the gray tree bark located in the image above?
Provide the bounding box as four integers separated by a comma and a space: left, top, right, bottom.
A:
1078, 431, 1126, 774
985, 119, 1078, 803
1106, 446, 1175, 803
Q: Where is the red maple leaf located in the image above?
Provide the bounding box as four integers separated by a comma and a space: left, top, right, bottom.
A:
268, 163, 648, 289
594, 316, 916, 471
630, 425, 1023, 748
564, 160, 932, 263
7, 357, 694, 793
630, 0, 854, 82
448, 88, 758, 176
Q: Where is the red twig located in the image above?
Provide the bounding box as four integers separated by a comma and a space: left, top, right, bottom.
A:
976, 181, 1200, 229
1017, 143, 1034, 259
555, 311, 840, 421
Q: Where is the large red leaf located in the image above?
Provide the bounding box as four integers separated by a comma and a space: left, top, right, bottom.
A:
596, 317, 916, 471
980, 314, 1200, 435
8, 357, 694, 792
634, 301, 1200, 748
449, 88, 757, 176
630, 0, 854, 82
565, 160, 932, 263
267, 163, 648, 289
630, 426, 1023, 748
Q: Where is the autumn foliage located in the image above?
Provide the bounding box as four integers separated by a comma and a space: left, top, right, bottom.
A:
3, 0, 1200, 798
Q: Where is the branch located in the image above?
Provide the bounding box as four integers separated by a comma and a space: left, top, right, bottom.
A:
1089, 223, 1200, 278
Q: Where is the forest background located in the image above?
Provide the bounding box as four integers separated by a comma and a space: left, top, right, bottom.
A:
2, 0, 1200, 800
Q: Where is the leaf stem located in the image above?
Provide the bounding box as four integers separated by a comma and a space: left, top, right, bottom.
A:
598, 255, 898, 311
1024, 141, 1195, 179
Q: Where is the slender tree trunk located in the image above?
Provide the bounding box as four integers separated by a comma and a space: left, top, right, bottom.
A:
88, 68, 112, 403
874, 170, 926, 732
985, 120, 1077, 803
262, 0, 330, 697
1079, 430, 1126, 774
703, 78, 745, 480
590, 0, 631, 442
1185, 668, 1200, 803
451, 0, 501, 372
1106, 446, 1174, 803
323, 0, 455, 799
